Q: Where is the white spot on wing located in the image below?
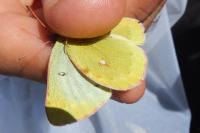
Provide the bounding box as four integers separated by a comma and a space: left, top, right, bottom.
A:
99, 60, 107, 65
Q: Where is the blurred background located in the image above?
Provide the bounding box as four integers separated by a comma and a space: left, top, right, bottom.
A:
172, 0, 200, 132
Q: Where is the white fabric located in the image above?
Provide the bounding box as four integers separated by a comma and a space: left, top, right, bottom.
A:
0, 0, 191, 133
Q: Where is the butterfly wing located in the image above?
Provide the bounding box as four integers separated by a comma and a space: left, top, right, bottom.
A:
66, 35, 147, 91
46, 41, 112, 125
112, 17, 145, 45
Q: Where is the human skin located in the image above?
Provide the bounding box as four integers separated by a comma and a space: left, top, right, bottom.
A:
0, 0, 165, 104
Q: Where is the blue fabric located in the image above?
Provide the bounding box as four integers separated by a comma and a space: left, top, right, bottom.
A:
0, 1, 191, 133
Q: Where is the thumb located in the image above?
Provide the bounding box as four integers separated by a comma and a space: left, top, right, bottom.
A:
42, 0, 126, 38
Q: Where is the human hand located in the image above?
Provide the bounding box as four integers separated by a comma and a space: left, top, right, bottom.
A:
0, 0, 165, 103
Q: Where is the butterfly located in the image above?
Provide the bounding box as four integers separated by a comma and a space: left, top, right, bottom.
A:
46, 17, 147, 125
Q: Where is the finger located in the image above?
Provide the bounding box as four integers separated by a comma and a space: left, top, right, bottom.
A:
112, 81, 146, 104
142, 0, 166, 30
125, 0, 166, 30
0, 0, 27, 15
41, 0, 126, 38
20, 0, 34, 7
0, 13, 52, 82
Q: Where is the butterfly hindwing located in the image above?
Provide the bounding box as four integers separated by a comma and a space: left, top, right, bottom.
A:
46, 41, 112, 125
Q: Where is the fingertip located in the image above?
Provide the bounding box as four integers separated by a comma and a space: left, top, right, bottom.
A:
42, 0, 126, 38
112, 81, 146, 104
